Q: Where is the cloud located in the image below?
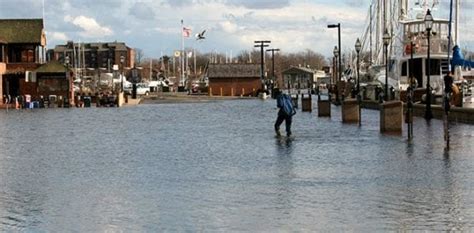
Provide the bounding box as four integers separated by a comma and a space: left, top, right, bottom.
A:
226, 0, 290, 9
64, 15, 113, 38
48, 32, 68, 41
219, 21, 238, 33
163, 0, 193, 7
129, 2, 156, 20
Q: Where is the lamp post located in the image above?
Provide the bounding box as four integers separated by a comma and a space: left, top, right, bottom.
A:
120, 55, 125, 93
424, 9, 434, 120
65, 55, 71, 103
355, 38, 362, 126
131, 66, 138, 99
328, 23, 341, 104
333, 46, 339, 103
383, 29, 391, 101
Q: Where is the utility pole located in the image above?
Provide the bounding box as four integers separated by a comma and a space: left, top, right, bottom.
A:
254, 41, 271, 91
266, 48, 280, 97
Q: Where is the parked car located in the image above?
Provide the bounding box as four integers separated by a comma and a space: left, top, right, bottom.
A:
124, 83, 150, 96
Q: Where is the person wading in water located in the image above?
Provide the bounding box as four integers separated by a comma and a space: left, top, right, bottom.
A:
274, 90, 296, 137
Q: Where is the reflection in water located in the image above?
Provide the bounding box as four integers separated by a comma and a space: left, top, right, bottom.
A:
0, 101, 474, 231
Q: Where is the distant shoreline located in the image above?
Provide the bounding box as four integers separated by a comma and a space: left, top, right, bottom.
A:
142, 93, 256, 104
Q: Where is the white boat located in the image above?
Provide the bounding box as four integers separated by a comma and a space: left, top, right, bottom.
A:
357, 0, 472, 104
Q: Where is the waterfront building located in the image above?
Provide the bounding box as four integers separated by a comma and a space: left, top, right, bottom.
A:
207, 63, 261, 96
281, 66, 315, 92
0, 18, 47, 102
50, 41, 135, 71
33, 61, 73, 101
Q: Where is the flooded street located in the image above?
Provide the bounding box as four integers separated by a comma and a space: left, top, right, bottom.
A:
1, 99, 474, 231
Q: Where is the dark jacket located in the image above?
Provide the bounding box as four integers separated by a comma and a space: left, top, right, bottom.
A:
277, 94, 296, 116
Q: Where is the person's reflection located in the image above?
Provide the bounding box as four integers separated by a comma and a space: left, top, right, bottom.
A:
275, 137, 294, 155
274, 137, 295, 218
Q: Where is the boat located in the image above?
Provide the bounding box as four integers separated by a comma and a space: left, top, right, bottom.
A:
356, 0, 472, 106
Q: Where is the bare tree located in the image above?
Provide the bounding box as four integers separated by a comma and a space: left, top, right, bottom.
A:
134, 48, 145, 64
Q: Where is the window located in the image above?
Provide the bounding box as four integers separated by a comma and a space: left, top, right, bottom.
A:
21, 50, 35, 62
425, 59, 440, 76
401, 61, 407, 76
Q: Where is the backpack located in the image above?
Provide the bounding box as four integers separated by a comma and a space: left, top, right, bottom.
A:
278, 94, 296, 116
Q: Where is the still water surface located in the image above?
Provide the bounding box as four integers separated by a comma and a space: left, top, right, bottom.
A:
1, 99, 474, 231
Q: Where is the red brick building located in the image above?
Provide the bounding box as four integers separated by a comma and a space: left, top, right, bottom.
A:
207, 64, 261, 96
0, 19, 47, 101
50, 41, 135, 70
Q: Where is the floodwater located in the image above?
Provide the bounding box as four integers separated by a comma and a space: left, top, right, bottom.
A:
0, 99, 474, 232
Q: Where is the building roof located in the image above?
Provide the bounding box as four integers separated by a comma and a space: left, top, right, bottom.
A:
207, 64, 260, 78
0, 19, 44, 44
282, 66, 315, 75
53, 41, 129, 52
35, 61, 68, 73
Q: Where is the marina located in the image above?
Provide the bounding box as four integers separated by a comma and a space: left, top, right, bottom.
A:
1, 0, 474, 231
1, 99, 474, 231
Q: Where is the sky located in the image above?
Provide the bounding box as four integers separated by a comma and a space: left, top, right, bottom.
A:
0, 0, 473, 59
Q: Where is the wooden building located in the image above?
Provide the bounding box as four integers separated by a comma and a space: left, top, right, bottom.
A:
207, 64, 261, 96
0, 19, 47, 101
34, 61, 72, 101
281, 66, 314, 91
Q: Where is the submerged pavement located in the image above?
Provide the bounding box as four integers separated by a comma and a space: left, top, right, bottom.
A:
0, 99, 473, 231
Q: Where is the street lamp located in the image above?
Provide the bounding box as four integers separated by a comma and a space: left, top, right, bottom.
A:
64, 55, 72, 106
328, 23, 341, 104
131, 66, 138, 99
383, 29, 391, 101
120, 55, 125, 93
424, 9, 434, 120
355, 38, 362, 126
333, 46, 339, 103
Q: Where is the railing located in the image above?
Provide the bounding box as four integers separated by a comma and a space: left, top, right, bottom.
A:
6, 63, 41, 73
403, 37, 451, 56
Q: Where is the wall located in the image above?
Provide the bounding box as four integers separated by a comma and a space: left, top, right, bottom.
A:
209, 77, 261, 96
0, 62, 5, 101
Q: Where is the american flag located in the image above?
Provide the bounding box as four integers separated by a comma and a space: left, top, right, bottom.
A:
182, 27, 192, 37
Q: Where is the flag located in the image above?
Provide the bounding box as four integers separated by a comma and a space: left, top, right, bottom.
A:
187, 51, 193, 58
174, 51, 181, 57
182, 27, 192, 37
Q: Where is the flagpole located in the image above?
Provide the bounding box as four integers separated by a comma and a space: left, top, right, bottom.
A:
194, 47, 196, 77
181, 19, 185, 88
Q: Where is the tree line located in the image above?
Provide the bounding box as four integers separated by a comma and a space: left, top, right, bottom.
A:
134, 48, 329, 81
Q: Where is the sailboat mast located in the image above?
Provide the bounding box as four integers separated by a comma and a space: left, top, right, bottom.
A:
455, 0, 459, 45
369, 3, 373, 65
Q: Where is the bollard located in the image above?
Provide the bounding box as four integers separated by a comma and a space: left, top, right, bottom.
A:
301, 93, 312, 112
318, 99, 331, 117
220, 87, 223, 96
209, 87, 212, 96
342, 99, 359, 123
380, 101, 403, 133
231, 88, 234, 97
